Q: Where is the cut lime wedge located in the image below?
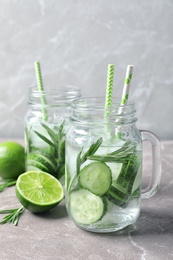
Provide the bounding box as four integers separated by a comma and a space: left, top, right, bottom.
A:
16, 171, 64, 213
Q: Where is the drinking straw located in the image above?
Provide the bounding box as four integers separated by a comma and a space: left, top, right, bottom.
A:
116, 65, 134, 138
120, 65, 133, 106
104, 64, 115, 118
34, 61, 48, 121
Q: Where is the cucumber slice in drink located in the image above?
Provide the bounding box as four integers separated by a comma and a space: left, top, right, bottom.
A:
116, 152, 141, 193
106, 188, 129, 208
27, 160, 50, 173
109, 183, 129, 200
79, 162, 112, 196
127, 156, 141, 193
69, 189, 106, 225
27, 152, 57, 174
130, 164, 142, 194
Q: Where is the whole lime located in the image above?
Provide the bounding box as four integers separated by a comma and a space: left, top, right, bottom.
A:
0, 141, 25, 179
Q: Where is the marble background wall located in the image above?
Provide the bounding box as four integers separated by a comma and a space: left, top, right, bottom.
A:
0, 0, 172, 140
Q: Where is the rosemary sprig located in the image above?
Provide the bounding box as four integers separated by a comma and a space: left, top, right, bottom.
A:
34, 130, 55, 147
76, 137, 103, 176
0, 206, 25, 226
76, 138, 136, 166
68, 138, 103, 191
0, 179, 16, 192
87, 155, 134, 163
80, 137, 103, 165
74, 138, 140, 208
33, 121, 65, 179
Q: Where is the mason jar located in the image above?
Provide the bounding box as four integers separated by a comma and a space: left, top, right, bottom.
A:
25, 86, 82, 185
65, 97, 161, 233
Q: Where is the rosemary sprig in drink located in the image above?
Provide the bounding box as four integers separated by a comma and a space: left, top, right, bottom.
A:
76, 137, 103, 175
73, 138, 140, 208
27, 121, 65, 180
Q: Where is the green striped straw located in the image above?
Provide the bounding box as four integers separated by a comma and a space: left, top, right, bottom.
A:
104, 64, 114, 118
34, 61, 48, 121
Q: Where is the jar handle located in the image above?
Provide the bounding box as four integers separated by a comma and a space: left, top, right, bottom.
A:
140, 130, 162, 199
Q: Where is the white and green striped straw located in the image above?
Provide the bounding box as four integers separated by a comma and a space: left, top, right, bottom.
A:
116, 65, 134, 138
104, 64, 114, 118
34, 61, 48, 121
120, 65, 133, 106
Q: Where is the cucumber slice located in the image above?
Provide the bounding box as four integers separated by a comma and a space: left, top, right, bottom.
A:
131, 186, 141, 198
116, 152, 141, 193
130, 164, 142, 194
79, 162, 112, 196
127, 156, 141, 193
109, 183, 129, 200
27, 160, 50, 173
69, 189, 105, 225
106, 189, 129, 208
27, 152, 57, 173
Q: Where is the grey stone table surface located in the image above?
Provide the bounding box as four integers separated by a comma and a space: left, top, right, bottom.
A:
0, 140, 172, 260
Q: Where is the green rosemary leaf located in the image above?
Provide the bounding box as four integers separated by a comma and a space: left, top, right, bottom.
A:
34, 130, 55, 147
41, 123, 58, 147
76, 138, 103, 178
0, 180, 16, 192
0, 209, 17, 214
56, 122, 66, 179
57, 133, 65, 160
87, 155, 130, 163
2, 213, 14, 222
80, 137, 103, 165
57, 121, 65, 137
32, 121, 66, 180
87, 140, 137, 164
76, 149, 83, 176
108, 141, 136, 155
0, 206, 25, 226
0, 218, 10, 225
12, 207, 25, 225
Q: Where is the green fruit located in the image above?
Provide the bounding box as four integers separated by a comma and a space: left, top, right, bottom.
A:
16, 171, 64, 213
0, 141, 25, 179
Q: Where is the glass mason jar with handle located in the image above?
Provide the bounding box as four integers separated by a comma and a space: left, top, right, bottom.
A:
25, 86, 82, 185
65, 97, 161, 233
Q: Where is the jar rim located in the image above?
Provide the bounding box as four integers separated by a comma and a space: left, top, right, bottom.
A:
70, 97, 137, 125
71, 97, 135, 113
28, 85, 82, 106
30, 85, 81, 96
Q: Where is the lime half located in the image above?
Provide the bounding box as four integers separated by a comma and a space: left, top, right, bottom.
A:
16, 171, 64, 213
